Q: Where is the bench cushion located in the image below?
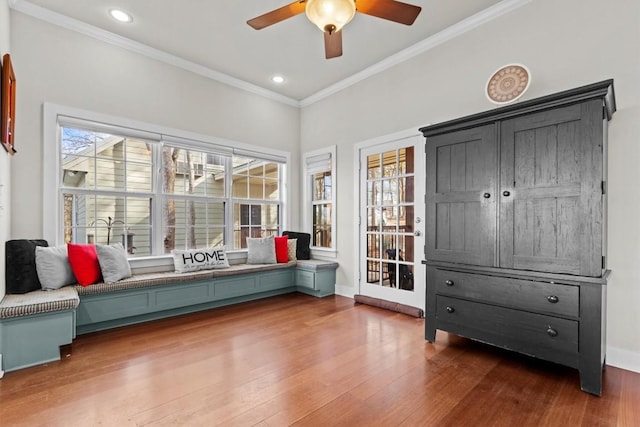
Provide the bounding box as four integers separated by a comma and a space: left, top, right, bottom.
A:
76, 261, 297, 296
0, 287, 80, 319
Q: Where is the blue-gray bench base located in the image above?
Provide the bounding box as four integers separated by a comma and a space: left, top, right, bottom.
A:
76, 268, 297, 334
0, 288, 79, 373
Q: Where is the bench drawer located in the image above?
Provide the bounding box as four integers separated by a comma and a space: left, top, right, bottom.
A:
431, 267, 579, 317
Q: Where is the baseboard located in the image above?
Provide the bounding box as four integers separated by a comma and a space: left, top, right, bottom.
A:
606, 346, 640, 373
335, 284, 356, 299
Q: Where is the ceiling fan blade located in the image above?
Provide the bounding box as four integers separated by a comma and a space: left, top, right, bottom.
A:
324, 30, 343, 59
356, 0, 422, 25
247, 1, 307, 30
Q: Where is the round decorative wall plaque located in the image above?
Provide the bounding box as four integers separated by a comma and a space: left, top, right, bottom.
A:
485, 64, 531, 104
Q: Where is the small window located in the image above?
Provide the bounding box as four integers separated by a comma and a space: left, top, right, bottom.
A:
304, 146, 336, 251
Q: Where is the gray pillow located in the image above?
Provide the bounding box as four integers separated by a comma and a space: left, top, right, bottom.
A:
246, 236, 277, 264
96, 243, 132, 284
35, 245, 76, 290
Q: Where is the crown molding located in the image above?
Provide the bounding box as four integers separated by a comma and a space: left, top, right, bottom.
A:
9, 0, 301, 107
299, 0, 532, 107
10, 0, 530, 108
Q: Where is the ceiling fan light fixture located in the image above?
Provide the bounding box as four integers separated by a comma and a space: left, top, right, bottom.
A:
305, 0, 356, 33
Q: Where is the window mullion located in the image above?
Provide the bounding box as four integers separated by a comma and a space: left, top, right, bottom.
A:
152, 143, 165, 256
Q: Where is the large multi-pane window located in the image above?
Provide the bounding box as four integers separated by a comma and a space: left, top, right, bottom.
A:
304, 146, 336, 251
58, 117, 285, 256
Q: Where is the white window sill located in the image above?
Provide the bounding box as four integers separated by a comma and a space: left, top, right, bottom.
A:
310, 247, 337, 259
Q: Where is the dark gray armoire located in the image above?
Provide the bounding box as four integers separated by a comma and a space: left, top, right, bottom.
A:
420, 80, 615, 396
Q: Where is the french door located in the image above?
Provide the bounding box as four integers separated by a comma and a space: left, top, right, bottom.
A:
358, 135, 425, 310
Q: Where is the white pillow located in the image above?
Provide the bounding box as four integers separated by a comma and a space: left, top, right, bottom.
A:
246, 236, 277, 264
35, 245, 76, 290
173, 247, 230, 273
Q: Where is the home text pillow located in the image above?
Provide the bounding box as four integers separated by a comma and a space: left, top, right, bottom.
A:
5, 239, 49, 294
35, 245, 76, 290
274, 236, 289, 263
287, 238, 297, 261
246, 236, 277, 264
173, 247, 230, 273
67, 243, 102, 286
96, 243, 132, 284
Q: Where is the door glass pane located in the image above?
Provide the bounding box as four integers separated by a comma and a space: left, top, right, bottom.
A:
367, 260, 381, 284
367, 234, 380, 259
399, 177, 414, 203
367, 181, 380, 206
367, 154, 381, 179
367, 208, 381, 230
399, 147, 415, 174
383, 150, 398, 177
382, 179, 396, 206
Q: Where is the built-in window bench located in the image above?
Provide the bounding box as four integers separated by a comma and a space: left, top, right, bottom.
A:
0, 287, 79, 373
0, 260, 338, 374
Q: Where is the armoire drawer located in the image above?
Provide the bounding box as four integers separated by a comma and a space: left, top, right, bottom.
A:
430, 267, 579, 318
435, 296, 579, 365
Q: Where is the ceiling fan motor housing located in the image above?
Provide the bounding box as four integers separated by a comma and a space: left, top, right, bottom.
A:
305, 0, 356, 33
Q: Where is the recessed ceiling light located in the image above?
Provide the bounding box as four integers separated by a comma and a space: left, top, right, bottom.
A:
271, 75, 285, 84
109, 9, 133, 23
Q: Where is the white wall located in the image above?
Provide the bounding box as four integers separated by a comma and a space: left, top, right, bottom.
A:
6, 0, 640, 371
9, 11, 301, 242
0, 0, 11, 299
301, 0, 640, 370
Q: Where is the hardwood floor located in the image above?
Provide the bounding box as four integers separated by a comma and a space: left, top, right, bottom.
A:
1, 294, 638, 426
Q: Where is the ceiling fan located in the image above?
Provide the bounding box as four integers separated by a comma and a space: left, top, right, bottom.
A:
247, 0, 422, 59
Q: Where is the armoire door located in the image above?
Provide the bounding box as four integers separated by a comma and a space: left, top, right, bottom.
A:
499, 100, 604, 276
426, 124, 497, 267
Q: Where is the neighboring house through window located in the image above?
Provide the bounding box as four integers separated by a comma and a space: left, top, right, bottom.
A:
303, 146, 336, 253
44, 105, 288, 259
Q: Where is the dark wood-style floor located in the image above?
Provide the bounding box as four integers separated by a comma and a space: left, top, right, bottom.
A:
1, 294, 638, 426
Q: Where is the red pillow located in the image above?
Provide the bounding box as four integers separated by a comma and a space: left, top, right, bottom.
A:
274, 236, 289, 263
67, 243, 102, 286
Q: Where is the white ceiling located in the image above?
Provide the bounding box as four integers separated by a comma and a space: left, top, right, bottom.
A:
13, 0, 512, 104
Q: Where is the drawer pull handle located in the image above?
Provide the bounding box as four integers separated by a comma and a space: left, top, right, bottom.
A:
502, 190, 511, 197
483, 193, 491, 199
546, 327, 558, 338
445, 280, 454, 286
547, 295, 559, 304
446, 306, 455, 314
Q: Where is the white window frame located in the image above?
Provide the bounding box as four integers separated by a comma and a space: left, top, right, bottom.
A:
302, 145, 336, 256
43, 103, 290, 270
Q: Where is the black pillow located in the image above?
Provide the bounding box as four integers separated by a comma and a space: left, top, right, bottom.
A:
283, 231, 311, 260
5, 239, 49, 294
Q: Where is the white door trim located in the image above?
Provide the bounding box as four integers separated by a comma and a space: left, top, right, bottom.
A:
352, 127, 425, 308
